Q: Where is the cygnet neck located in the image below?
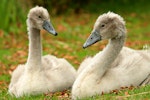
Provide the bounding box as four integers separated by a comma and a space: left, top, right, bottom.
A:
26, 27, 42, 71
91, 34, 125, 77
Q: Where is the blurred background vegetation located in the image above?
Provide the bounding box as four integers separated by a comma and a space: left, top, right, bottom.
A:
0, 0, 150, 34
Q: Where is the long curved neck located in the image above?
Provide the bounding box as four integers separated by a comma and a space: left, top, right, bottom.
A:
90, 35, 125, 77
26, 27, 42, 71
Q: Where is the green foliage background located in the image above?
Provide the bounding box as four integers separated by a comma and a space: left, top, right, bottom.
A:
1, 0, 150, 33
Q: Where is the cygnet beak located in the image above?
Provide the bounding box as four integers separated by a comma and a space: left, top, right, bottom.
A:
43, 20, 58, 36
83, 30, 101, 49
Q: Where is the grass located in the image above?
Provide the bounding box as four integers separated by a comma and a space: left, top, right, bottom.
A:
81, 85, 150, 100
0, 1, 150, 100
0, 0, 26, 34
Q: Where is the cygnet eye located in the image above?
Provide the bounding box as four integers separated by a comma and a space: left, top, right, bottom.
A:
38, 16, 42, 18
101, 24, 105, 27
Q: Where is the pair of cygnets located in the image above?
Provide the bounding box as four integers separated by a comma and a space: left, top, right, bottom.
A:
9, 6, 150, 99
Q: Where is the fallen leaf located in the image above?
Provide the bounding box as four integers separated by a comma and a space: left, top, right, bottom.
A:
64, 55, 76, 60
112, 89, 119, 95
57, 24, 67, 32
124, 91, 129, 96
0, 30, 4, 38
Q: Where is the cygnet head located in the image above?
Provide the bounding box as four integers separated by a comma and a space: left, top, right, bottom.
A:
83, 12, 126, 48
27, 6, 57, 36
